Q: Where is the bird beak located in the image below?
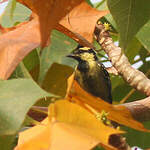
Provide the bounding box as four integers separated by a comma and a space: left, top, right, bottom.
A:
66, 53, 76, 58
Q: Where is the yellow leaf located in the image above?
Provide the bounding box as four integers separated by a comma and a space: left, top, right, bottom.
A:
66, 74, 150, 132
49, 100, 124, 149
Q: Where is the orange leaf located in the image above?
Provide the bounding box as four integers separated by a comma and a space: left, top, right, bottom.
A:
17, 0, 108, 46
0, 22, 28, 33
0, 0, 108, 79
17, 0, 85, 46
16, 118, 100, 150
59, 1, 109, 43
0, 0, 104, 79
16, 101, 123, 150
66, 74, 150, 132
49, 100, 123, 149
15, 118, 51, 150
0, 19, 40, 79
55, 24, 95, 48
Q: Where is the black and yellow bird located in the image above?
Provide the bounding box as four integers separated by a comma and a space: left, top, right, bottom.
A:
67, 46, 112, 104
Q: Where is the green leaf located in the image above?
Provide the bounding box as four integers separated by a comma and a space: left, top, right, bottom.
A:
123, 121, 150, 149
111, 75, 145, 103
137, 20, 150, 51
0, 135, 16, 150
10, 49, 40, 80
139, 47, 148, 63
0, 78, 50, 149
125, 38, 141, 64
10, 62, 32, 79
42, 63, 73, 97
86, 0, 93, 7
10, 0, 16, 19
38, 30, 77, 84
1, 2, 31, 27
111, 75, 131, 102
95, 1, 117, 32
107, 0, 150, 49
104, 13, 117, 30
23, 49, 40, 72
94, 0, 106, 9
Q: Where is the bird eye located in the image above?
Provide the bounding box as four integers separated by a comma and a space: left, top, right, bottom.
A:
88, 49, 96, 55
78, 50, 84, 53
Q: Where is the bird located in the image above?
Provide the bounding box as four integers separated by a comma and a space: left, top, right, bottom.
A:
67, 45, 112, 104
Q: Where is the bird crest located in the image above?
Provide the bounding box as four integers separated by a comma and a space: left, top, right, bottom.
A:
78, 47, 91, 51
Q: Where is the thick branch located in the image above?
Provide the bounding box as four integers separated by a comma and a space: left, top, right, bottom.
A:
122, 97, 150, 122
94, 23, 150, 96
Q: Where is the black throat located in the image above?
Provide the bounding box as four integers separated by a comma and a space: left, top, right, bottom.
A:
77, 61, 89, 73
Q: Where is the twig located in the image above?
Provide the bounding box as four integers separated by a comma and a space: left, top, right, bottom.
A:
120, 89, 135, 104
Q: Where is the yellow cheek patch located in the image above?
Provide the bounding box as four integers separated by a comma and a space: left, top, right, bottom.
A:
80, 53, 94, 61
79, 47, 91, 51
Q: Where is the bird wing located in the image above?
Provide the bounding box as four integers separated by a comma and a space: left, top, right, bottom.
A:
98, 61, 112, 103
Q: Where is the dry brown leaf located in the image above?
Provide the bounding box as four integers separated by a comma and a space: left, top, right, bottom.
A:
17, 0, 108, 46
55, 24, 95, 48
59, 1, 109, 43
0, 0, 84, 79
17, 0, 84, 46
66, 74, 150, 132
0, 22, 29, 34
0, 19, 40, 79
0, 0, 107, 79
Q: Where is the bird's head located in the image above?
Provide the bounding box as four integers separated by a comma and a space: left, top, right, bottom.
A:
67, 46, 98, 63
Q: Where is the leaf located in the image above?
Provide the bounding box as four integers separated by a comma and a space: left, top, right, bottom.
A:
17, 0, 84, 46
0, 79, 50, 136
1, 0, 102, 79
0, 135, 16, 150
107, 0, 150, 49
123, 122, 150, 149
55, 24, 94, 48
15, 101, 123, 150
66, 74, 150, 132
86, 0, 93, 7
95, 0, 117, 30
23, 49, 40, 72
38, 30, 76, 84
59, 1, 109, 43
42, 63, 73, 97
10, 48, 40, 79
15, 118, 51, 150
10, 0, 17, 19
0, 2, 31, 27
0, 19, 41, 79
125, 38, 141, 64
137, 20, 150, 51
49, 100, 124, 145
0, 0, 108, 80
10, 62, 32, 79
0, 79, 52, 149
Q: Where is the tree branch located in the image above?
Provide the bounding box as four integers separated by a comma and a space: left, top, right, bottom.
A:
122, 97, 150, 122
94, 23, 150, 123
94, 23, 150, 96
